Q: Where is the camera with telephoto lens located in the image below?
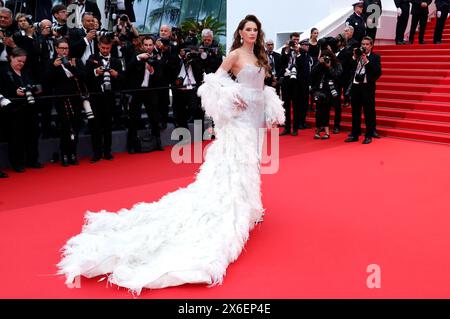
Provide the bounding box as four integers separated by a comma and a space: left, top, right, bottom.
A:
289, 66, 297, 80
19, 84, 40, 105
328, 80, 339, 98
101, 65, 112, 92
0, 94, 12, 108
96, 30, 116, 38
354, 46, 367, 57
0, 27, 14, 42
198, 45, 219, 59
354, 72, 365, 84
183, 47, 200, 64
323, 56, 331, 64
81, 94, 94, 119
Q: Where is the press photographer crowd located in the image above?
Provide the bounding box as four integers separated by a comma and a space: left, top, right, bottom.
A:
0, 0, 449, 178
0, 1, 223, 178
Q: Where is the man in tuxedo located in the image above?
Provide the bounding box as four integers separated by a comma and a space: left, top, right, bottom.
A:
394, 0, 411, 44
265, 39, 282, 94
296, 39, 314, 130
434, 0, 450, 44
279, 32, 301, 136
346, 2, 367, 45
0, 7, 18, 71
46, 38, 85, 166
68, 0, 102, 28
68, 12, 98, 64
85, 35, 123, 162
51, 4, 68, 38
345, 36, 382, 144
170, 44, 203, 130
126, 36, 163, 153
409, 0, 432, 44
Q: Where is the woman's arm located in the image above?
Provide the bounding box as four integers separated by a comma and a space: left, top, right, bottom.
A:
216, 50, 238, 74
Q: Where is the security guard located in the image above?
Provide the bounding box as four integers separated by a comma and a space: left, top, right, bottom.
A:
346, 2, 367, 44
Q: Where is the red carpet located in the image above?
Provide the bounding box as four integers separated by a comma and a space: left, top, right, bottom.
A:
0, 134, 449, 299
306, 18, 450, 144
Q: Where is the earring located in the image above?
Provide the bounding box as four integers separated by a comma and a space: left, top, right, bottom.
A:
240, 37, 243, 44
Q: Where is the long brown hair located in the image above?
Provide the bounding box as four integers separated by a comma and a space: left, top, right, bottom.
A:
230, 15, 270, 73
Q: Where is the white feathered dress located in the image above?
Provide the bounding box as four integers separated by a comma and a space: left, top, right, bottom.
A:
57, 65, 285, 294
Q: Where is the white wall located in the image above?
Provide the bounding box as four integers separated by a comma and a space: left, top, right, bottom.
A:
227, 0, 401, 50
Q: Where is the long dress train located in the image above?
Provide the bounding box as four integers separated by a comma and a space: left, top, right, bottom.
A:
57, 65, 285, 294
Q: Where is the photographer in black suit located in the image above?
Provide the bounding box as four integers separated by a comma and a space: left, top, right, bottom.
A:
265, 39, 282, 94
434, 0, 450, 44
126, 36, 163, 154
279, 32, 301, 136
409, 0, 432, 44
46, 38, 86, 166
345, 36, 382, 144
0, 48, 43, 172
85, 35, 123, 162
68, 12, 98, 64
170, 44, 203, 130
0, 7, 18, 71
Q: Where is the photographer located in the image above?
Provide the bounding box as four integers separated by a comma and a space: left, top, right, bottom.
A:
154, 34, 173, 129
85, 35, 123, 162
199, 29, 223, 75
434, 0, 449, 44
265, 39, 281, 94
345, 36, 382, 144
0, 48, 43, 172
126, 36, 163, 153
68, 12, 99, 64
297, 39, 314, 130
334, 33, 351, 133
113, 14, 139, 43
0, 7, 18, 71
46, 38, 86, 166
279, 32, 301, 136
311, 49, 342, 140
170, 44, 203, 130
50, 4, 68, 38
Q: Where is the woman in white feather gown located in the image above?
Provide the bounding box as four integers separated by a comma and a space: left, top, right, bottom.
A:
57, 14, 285, 294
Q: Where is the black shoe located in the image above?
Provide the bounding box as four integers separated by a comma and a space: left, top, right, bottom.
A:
345, 136, 359, 142
0, 171, 8, 178
321, 133, 330, 140
362, 137, 372, 144
69, 154, 79, 165
314, 133, 321, 139
128, 147, 136, 154
435, 41, 442, 44
419, 40, 425, 44
61, 155, 69, 167
372, 132, 381, 139
13, 166, 25, 173
27, 161, 44, 169
90, 155, 101, 163
333, 127, 340, 134
155, 139, 164, 151
291, 130, 298, 136
103, 153, 114, 160
396, 41, 407, 45
279, 129, 290, 136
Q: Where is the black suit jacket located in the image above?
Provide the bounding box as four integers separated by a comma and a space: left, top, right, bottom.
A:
46, 58, 86, 95
349, 51, 382, 90
169, 55, 203, 87
85, 54, 123, 93
69, 1, 102, 21
125, 54, 162, 90
267, 51, 282, 78
363, 0, 383, 22
394, 0, 411, 7
68, 28, 99, 60
435, 0, 450, 10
